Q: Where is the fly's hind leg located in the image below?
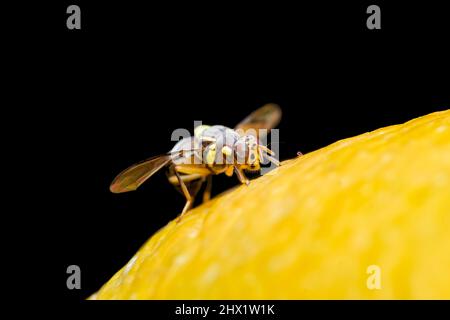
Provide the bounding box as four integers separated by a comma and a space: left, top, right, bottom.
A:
203, 175, 213, 203
167, 165, 209, 222
173, 169, 195, 222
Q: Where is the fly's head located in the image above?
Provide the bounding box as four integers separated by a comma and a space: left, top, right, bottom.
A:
234, 134, 261, 171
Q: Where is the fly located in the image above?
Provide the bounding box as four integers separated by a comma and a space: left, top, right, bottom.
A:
110, 103, 282, 221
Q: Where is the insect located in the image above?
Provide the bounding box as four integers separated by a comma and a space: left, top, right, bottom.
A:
110, 103, 282, 221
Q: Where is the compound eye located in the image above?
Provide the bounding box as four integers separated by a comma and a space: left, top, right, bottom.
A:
235, 142, 245, 155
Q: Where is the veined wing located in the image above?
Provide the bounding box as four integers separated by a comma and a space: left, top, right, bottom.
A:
234, 103, 282, 139
110, 154, 173, 193
110, 147, 203, 193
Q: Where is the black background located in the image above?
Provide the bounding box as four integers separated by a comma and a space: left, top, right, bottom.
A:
21, 1, 449, 304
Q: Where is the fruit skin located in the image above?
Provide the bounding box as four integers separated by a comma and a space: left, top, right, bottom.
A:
91, 110, 450, 300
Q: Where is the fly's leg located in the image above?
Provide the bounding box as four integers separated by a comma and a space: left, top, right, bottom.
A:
203, 175, 213, 203
234, 167, 250, 186
263, 153, 280, 166
174, 169, 194, 222
259, 145, 275, 155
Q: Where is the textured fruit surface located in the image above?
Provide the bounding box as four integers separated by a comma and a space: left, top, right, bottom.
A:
91, 110, 450, 299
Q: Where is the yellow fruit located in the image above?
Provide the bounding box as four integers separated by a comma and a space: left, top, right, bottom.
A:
91, 110, 450, 299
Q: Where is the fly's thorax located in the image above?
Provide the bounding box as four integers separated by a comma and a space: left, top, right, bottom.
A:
201, 126, 240, 166
200, 125, 239, 142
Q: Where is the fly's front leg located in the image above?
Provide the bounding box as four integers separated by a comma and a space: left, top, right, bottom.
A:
234, 166, 250, 186
174, 169, 194, 222
202, 175, 213, 203
265, 154, 280, 166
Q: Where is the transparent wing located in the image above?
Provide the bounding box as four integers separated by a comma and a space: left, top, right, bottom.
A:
234, 103, 282, 139
110, 154, 173, 193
